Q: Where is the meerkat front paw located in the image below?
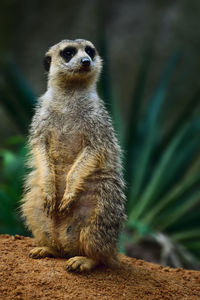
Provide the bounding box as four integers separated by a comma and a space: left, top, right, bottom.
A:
58, 192, 75, 213
29, 247, 55, 259
66, 256, 97, 272
43, 193, 56, 216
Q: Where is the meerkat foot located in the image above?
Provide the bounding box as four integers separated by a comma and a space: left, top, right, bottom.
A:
29, 247, 55, 259
58, 193, 75, 214
66, 256, 98, 272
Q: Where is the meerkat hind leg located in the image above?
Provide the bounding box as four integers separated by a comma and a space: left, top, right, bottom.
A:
66, 256, 98, 272
29, 246, 56, 259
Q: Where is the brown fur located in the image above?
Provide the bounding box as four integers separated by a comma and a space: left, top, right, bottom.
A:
21, 39, 126, 272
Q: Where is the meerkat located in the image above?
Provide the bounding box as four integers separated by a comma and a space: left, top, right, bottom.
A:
21, 39, 126, 272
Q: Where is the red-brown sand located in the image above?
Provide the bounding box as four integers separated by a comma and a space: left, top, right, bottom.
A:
0, 235, 199, 299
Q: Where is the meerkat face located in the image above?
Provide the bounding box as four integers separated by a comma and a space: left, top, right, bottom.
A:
44, 39, 102, 88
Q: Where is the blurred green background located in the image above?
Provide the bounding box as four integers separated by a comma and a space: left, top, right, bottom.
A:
0, 0, 200, 270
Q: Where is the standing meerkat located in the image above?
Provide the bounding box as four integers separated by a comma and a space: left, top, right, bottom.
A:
22, 39, 126, 272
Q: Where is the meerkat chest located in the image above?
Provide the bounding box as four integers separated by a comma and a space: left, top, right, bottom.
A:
33, 103, 89, 163
46, 129, 84, 164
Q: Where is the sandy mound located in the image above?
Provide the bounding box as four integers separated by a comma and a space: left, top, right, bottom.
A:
0, 235, 199, 299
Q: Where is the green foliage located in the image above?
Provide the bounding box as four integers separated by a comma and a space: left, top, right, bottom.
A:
0, 137, 29, 235
117, 55, 200, 267
125, 56, 200, 265
0, 61, 36, 133
0, 61, 34, 235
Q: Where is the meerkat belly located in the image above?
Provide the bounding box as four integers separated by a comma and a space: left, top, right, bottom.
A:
53, 194, 97, 256
50, 172, 102, 255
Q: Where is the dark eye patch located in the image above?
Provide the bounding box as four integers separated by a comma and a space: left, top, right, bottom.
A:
85, 46, 95, 60
60, 46, 77, 62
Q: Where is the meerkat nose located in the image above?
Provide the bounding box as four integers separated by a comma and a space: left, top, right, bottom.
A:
81, 57, 91, 67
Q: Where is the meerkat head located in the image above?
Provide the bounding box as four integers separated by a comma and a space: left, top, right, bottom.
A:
44, 39, 102, 89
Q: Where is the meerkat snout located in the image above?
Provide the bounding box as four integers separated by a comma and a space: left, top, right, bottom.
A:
81, 57, 91, 67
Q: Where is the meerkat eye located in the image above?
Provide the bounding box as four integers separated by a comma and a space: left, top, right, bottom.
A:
85, 46, 95, 60
60, 46, 77, 62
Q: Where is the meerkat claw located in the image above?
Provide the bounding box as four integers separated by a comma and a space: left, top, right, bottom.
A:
58, 193, 75, 213
43, 194, 56, 217
43, 194, 56, 215
29, 247, 55, 259
66, 256, 97, 272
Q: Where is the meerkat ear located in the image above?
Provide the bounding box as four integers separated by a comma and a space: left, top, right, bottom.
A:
43, 55, 51, 72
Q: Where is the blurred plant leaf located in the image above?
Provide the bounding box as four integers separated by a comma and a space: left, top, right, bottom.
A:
127, 52, 180, 212
122, 47, 200, 267
0, 140, 28, 235
0, 61, 36, 133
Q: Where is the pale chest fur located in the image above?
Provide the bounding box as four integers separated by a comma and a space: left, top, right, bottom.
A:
46, 129, 84, 167
31, 104, 87, 200
32, 99, 88, 161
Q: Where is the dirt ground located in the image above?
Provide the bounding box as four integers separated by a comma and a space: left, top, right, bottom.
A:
0, 235, 200, 300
